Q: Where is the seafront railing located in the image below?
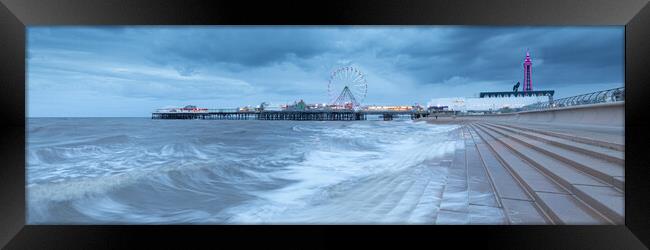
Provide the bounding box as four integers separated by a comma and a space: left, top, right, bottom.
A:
521, 87, 624, 111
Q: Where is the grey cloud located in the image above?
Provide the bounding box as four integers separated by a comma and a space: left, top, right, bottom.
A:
368, 27, 622, 87
27, 26, 624, 117
149, 28, 339, 69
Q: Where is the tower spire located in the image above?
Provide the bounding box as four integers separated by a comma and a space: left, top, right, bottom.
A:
523, 49, 533, 92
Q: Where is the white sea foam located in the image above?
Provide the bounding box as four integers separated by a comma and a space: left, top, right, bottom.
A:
28, 118, 463, 224
225, 122, 460, 224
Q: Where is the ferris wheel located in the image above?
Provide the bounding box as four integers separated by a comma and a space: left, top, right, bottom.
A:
328, 66, 368, 107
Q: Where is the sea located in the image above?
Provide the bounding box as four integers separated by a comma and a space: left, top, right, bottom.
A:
27, 117, 462, 224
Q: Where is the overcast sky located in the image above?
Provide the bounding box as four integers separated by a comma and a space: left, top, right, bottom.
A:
27, 26, 623, 117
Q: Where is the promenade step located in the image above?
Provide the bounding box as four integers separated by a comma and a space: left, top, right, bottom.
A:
470, 124, 609, 224
479, 123, 624, 191
436, 138, 470, 224
466, 125, 549, 224
491, 122, 624, 152
614, 176, 625, 188
535, 192, 608, 224
436, 127, 509, 224
499, 199, 548, 224
382, 168, 435, 222
572, 184, 624, 223
467, 128, 531, 200
464, 127, 500, 208
474, 123, 623, 224
351, 171, 408, 208
347, 170, 417, 218
366, 173, 420, 218
485, 122, 624, 165
471, 125, 567, 194
463, 127, 507, 225
407, 168, 446, 223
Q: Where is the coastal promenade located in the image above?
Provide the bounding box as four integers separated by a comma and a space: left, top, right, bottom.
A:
422, 102, 624, 224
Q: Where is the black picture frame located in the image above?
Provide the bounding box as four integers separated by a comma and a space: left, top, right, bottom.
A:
1, 0, 649, 248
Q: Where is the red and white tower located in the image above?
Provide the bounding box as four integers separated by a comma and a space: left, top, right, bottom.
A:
523, 49, 533, 92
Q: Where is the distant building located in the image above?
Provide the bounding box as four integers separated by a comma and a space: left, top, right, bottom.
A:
428, 105, 449, 112
265, 105, 284, 111
427, 95, 548, 112
257, 102, 283, 111
365, 105, 413, 111
285, 99, 308, 111
307, 103, 328, 110
157, 105, 208, 113
238, 106, 254, 112
479, 90, 554, 98
428, 49, 555, 112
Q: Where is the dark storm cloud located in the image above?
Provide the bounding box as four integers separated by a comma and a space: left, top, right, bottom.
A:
27, 26, 623, 117
146, 28, 341, 72
372, 27, 623, 87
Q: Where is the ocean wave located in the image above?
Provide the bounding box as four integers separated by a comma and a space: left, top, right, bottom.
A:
27, 118, 463, 224
224, 123, 460, 223
30, 145, 112, 165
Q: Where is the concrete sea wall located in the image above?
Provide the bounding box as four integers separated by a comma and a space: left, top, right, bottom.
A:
465, 102, 624, 127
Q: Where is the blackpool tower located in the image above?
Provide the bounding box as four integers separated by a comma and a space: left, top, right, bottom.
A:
523, 49, 533, 92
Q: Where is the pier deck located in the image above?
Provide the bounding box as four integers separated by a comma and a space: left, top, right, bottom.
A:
152, 110, 432, 121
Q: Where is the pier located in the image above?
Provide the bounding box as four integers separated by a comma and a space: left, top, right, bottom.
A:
151, 110, 433, 121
